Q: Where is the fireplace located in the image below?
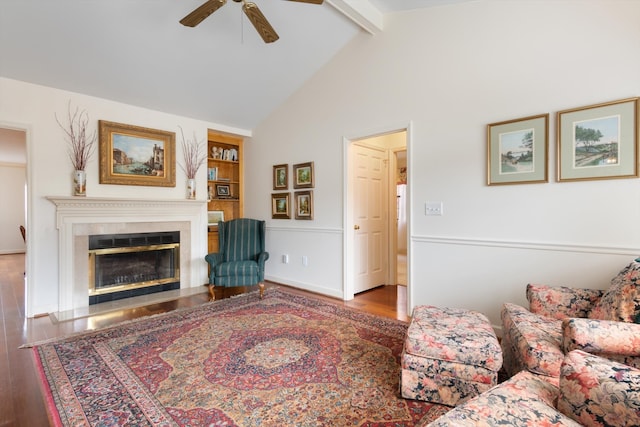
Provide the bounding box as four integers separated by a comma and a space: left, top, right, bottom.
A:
88, 231, 180, 305
47, 196, 208, 314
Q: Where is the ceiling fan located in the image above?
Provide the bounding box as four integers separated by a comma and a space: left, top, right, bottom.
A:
180, 0, 324, 43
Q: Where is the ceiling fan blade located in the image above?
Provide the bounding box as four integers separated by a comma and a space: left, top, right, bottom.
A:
180, 0, 227, 27
242, 2, 279, 43
286, 0, 323, 4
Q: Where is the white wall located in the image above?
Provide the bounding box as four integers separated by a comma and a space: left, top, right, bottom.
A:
0, 77, 251, 316
244, 0, 640, 330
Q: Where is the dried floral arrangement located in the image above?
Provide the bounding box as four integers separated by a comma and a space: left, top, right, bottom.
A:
178, 126, 207, 180
55, 101, 97, 171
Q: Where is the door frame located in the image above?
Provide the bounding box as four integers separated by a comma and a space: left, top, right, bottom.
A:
343, 122, 413, 312
390, 147, 406, 286
1, 121, 33, 316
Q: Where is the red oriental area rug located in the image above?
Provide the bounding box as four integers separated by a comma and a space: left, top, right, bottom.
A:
32, 288, 449, 426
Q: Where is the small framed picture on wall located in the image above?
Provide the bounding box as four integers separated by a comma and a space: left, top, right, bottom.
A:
271, 192, 290, 219
294, 190, 313, 220
273, 164, 288, 190
293, 162, 314, 189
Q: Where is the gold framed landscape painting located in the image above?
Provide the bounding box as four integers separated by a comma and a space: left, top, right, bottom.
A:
487, 114, 549, 185
294, 190, 313, 220
293, 161, 314, 189
557, 97, 639, 182
273, 164, 288, 190
207, 210, 224, 227
271, 192, 290, 219
99, 120, 176, 187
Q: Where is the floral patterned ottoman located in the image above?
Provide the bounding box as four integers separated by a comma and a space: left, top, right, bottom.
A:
401, 305, 503, 406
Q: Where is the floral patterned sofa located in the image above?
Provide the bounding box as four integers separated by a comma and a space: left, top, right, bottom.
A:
427, 350, 640, 426
500, 259, 640, 380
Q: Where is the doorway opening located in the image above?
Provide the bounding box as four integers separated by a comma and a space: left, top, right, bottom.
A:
343, 127, 409, 309
0, 125, 29, 314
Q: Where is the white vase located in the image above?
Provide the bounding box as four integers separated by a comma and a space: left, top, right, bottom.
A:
73, 170, 86, 196
186, 178, 196, 199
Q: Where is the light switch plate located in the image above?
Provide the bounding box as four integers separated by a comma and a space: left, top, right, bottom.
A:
425, 201, 443, 216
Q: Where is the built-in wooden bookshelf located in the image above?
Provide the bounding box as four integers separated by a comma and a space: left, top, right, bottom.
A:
207, 130, 244, 253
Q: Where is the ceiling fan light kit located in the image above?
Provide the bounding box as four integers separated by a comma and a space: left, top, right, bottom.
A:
180, 0, 323, 43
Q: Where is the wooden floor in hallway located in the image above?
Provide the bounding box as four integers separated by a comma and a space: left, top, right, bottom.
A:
0, 253, 407, 426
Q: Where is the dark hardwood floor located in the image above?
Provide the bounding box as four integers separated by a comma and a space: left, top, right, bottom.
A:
0, 253, 406, 426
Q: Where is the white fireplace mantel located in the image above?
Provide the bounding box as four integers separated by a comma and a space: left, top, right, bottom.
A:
47, 196, 208, 313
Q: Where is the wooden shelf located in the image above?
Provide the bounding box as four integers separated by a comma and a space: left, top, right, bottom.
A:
208, 158, 239, 164
206, 130, 244, 254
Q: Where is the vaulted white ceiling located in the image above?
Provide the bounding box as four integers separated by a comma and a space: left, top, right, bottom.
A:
0, 0, 471, 131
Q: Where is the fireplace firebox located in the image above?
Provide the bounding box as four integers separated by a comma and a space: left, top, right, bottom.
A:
88, 231, 180, 305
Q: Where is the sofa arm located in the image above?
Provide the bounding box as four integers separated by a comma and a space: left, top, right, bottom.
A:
562, 317, 640, 358
527, 284, 604, 320
557, 350, 640, 427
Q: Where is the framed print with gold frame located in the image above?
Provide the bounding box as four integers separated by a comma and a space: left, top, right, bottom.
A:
487, 114, 549, 185
271, 192, 290, 219
294, 190, 313, 220
207, 210, 224, 227
273, 164, 288, 190
557, 97, 639, 182
99, 120, 175, 187
293, 161, 314, 189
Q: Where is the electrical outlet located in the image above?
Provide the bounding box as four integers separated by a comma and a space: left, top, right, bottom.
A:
302, 256, 308, 266
282, 254, 289, 264
425, 201, 443, 216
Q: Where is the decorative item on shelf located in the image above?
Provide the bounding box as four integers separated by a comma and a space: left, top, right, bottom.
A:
186, 178, 196, 199
211, 146, 238, 161
178, 126, 207, 199
207, 167, 218, 181
55, 100, 97, 196
73, 170, 87, 196
207, 210, 224, 227
215, 184, 231, 198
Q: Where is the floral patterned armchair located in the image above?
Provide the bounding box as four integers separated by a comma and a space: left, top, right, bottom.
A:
428, 350, 640, 426
500, 259, 640, 380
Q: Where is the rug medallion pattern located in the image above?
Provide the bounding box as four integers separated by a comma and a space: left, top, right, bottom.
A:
33, 289, 449, 426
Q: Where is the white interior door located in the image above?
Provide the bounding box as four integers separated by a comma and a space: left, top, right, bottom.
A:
353, 143, 388, 293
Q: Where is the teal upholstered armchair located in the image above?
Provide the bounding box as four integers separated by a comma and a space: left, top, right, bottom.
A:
204, 218, 269, 300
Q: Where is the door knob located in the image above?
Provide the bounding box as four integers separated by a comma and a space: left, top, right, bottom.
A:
354, 225, 360, 230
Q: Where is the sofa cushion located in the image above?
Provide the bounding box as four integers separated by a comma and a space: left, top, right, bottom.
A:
589, 260, 640, 323
558, 350, 640, 427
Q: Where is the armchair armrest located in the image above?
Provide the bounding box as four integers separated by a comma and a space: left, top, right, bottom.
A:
257, 251, 269, 282
204, 252, 224, 284
527, 283, 604, 320
562, 317, 640, 357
